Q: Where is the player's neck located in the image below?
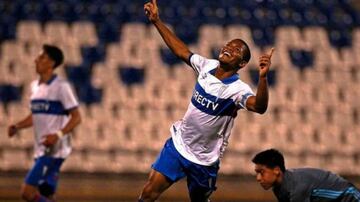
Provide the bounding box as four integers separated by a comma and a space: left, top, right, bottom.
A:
215, 66, 237, 80
39, 71, 54, 84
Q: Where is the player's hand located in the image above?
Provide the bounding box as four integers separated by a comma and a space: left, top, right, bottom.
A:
144, 0, 159, 23
259, 48, 275, 78
42, 134, 59, 147
8, 125, 18, 138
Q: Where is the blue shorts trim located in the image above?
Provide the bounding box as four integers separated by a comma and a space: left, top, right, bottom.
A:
152, 138, 219, 194
25, 156, 64, 194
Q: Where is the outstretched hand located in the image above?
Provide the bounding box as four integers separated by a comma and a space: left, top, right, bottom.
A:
144, 0, 159, 23
259, 48, 275, 78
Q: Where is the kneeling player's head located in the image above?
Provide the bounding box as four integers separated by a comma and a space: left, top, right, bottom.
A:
252, 148, 286, 190
218, 39, 251, 71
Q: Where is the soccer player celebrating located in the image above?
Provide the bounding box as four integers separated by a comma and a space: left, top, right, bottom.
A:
252, 149, 360, 202
7, 44, 81, 202
140, 0, 274, 201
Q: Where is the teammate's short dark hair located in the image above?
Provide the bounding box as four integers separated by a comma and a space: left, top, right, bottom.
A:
43, 44, 64, 68
252, 148, 286, 172
236, 39, 251, 64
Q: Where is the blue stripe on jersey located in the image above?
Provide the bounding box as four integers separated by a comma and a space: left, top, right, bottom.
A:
191, 82, 238, 116
240, 92, 253, 107
312, 188, 357, 199
31, 99, 68, 115
312, 190, 341, 199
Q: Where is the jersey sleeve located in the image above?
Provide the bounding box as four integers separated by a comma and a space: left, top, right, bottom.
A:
59, 82, 79, 110
234, 83, 255, 110
189, 54, 214, 75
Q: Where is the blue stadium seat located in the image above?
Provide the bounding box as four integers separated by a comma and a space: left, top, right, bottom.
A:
251, 27, 275, 47
0, 84, 23, 103
65, 64, 92, 86
0, 16, 16, 41
289, 49, 314, 70
302, 7, 328, 26
174, 19, 199, 44
96, 19, 120, 43
118, 66, 145, 86
77, 83, 103, 105
81, 44, 106, 64
46, 1, 77, 22
65, 63, 102, 105
249, 69, 276, 87
328, 28, 352, 48
160, 48, 182, 66
19, 1, 51, 22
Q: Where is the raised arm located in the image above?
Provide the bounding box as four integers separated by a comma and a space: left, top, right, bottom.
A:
144, 0, 192, 65
246, 48, 274, 114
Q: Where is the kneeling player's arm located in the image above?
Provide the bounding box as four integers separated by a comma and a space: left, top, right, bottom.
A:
246, 77, 268, 114
59, 108, 82, 136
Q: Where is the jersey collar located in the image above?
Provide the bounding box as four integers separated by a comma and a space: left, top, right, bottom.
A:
38, 74, 57, 85
209, 68, 239, 84
47, 74, 57, 85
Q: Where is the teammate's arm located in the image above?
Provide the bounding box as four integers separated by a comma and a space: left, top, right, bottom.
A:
42, 107, 81, 147
144, 0, 192, 65
8, 114, 33, 137
246, 48, 274, 114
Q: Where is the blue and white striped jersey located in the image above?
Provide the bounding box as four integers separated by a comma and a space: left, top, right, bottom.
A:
30, 75, 78, 158
171, 54, 254, 166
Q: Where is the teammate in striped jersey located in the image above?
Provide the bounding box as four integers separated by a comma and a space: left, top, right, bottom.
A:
140, 0, 274, 201
252, 149, 360, 202
7, 45, 81, 202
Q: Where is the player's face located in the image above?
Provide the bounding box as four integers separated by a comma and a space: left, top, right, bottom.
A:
254, 164, 279, 190
218, 39, 246, 69
35, 51, 54, 74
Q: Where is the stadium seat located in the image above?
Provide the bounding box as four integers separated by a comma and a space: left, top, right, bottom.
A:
43, 21, 71, 45
0, 148, 31, 171
71, 21, 98, 47
61, 150, 86, 172
85, 150, 118, 172
16, 21, 43, 44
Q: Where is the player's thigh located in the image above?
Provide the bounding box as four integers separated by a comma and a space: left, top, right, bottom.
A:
143, 169, 173, 194
40, 158, 64, 197
24, 157, 49, 187
186, 162, 219, 201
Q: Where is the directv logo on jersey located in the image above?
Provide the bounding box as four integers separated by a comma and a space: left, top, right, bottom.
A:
192, 90, 219, 110
30, 100, 67, 115
191, 82, 237, 116
31, 102, 50, 112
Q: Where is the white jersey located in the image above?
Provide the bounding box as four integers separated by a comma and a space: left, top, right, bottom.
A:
171, 54, 254, 166
30, 75, 79, 159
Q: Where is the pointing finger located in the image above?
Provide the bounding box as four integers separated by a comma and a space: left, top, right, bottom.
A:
269, 48, 275, 58
151, 0, 157, 5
